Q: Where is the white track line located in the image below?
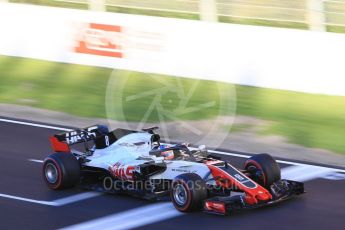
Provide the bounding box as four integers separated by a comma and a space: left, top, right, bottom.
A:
51, 192, 102, 206
0, 118, 72, 131
212, 148, 343, 169
0, 119, 99, 206
281, 165, 335, 182
28, 159, 44, 163
61, 202, 183, 230
0, 192, 101, 206
0, 193, 54, 206
321, 173, 345, 180
208, 149, 345, 172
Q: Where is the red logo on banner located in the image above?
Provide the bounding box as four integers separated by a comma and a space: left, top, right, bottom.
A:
75, 23, 123, 58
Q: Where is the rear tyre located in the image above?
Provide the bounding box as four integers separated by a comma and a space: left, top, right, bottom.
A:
244, 153, 281, 188
171, 173, 207, 212
43, 152, 80, 190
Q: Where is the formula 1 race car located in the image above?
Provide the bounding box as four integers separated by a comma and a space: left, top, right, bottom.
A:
43, 125, 304, 215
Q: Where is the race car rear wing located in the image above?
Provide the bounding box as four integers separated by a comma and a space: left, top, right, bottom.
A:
50, 125, 160, 153
50, 125, 109, 152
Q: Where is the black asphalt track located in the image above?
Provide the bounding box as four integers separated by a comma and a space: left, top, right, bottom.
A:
0, 117, 344, 229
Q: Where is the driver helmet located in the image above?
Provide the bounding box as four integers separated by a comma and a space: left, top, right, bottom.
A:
159, 145, 174, 160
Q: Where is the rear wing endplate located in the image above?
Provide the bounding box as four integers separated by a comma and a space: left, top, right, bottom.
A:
50, 125, 108, 152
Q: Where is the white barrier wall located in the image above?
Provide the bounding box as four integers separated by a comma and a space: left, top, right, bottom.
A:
0, 3, 345, 96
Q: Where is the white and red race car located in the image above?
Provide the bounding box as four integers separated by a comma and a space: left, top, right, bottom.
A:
43, 125, 304, 215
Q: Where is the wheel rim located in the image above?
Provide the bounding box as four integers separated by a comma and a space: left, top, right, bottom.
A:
173, 183, 188, 206
45, 163, 58, 184
247, 165, 265, 185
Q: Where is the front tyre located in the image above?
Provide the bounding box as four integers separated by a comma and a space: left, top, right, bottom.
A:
171, 173, 207, 212
244, 153, 281, 188
43, 152, 80, 190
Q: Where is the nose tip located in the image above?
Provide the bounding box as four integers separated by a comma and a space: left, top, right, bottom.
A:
256, 191, 272, 201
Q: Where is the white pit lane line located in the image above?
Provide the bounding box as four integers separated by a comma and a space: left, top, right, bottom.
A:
61, 202, 183, 230
0, 118, 72, 131
280, 165, 336, 182
1, 118, 345, 229
28, 159, 44, 163
0, 192, 101, 206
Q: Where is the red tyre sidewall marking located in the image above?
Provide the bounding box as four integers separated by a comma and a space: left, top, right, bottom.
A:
173, 180, 193, 212
43, 158, 63, 189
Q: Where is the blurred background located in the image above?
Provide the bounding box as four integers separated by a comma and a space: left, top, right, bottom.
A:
0, 0, 345, 166
7, 0, 345, 32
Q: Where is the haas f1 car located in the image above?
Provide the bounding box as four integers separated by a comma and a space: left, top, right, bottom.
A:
43, 125, 304, 215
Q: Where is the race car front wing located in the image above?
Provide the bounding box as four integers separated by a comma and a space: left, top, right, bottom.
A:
203, 179, 304, 215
